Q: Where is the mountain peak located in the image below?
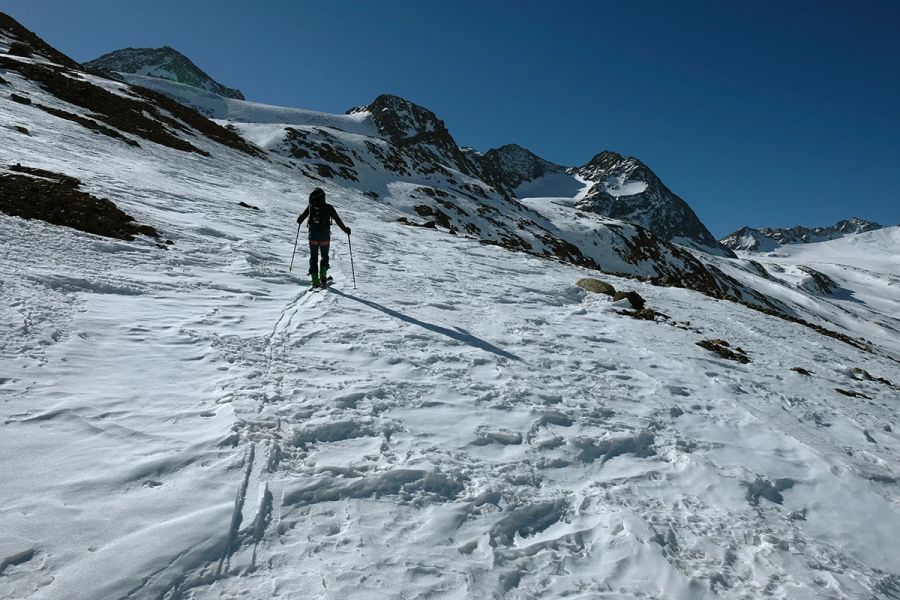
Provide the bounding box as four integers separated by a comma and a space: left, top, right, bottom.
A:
477, 144, 564, 192
83, 46, 245, 100
348, 94, 449, 145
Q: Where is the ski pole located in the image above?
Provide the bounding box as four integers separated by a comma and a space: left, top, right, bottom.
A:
288, 223, 300, 272
347, 233, 357, 288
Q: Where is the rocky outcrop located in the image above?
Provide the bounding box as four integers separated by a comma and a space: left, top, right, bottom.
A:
470, 144, 565, 198
1, 165, 159, 241
84, 46, 245, 100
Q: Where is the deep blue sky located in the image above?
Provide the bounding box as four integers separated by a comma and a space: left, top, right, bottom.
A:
4, 0, 899, 236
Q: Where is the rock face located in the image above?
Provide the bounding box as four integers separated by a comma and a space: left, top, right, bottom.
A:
720, 218, 884, 251
84, 46, 245, 100
347, 94, 475, 178
573, 151, 729, 255
472, 144, 566, 197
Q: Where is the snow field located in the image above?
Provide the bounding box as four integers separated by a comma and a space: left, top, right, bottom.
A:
2, 75, 900, 599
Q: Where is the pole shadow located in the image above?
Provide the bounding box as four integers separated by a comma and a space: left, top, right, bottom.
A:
329, 289, 523, 362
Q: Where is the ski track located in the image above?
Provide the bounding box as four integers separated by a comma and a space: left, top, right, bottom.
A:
2, 88, 900, 599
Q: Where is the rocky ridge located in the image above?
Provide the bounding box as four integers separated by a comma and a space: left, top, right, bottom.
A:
721, 218, 885, 251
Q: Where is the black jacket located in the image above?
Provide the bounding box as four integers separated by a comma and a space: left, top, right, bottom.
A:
297, 202, 350, 235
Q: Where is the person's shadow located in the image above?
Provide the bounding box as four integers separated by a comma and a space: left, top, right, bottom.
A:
329, 289, 523, 362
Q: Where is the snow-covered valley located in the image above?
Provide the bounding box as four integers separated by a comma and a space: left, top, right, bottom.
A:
2, 14, 900, 600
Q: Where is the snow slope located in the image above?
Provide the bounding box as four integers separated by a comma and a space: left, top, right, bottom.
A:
3, 21, 900, 600
714, 228, 900, 359
118, 73, 378, 135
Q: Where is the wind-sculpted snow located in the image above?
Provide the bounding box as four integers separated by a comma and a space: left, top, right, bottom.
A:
4, 14, 900, 599
283, 469, 464, 506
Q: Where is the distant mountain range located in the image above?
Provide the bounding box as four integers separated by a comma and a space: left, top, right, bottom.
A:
84, 46, 245, 100
75, 45, 731, 255
720, 218, 884, 252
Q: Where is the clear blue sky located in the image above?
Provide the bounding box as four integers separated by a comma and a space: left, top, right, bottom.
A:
3, 0, 898, 236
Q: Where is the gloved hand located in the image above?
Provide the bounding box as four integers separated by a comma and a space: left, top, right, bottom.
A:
296, 216, 303, 224
345, 227, 352, 235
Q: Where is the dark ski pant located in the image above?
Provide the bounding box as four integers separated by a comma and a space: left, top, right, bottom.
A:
309, 239, 330, 276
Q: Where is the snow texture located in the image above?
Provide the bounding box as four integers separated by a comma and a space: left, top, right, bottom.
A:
2, 26, 900, 600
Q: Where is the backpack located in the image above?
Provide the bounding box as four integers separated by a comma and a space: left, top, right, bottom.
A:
308, 197, 329, 229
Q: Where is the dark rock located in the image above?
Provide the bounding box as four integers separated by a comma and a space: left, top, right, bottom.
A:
10, 93, 31, 105
1, 168, 158, 240
669, 407, 684, 418
864, 430, 877, 444
7, 41, 32, 57
576, 277, 616, 296
791, 367, 813, 376
619, 308, 669, 321
613, 290, 646, 310
10, 163, 81, 187
238, 201, 259, 210
697, 339, 749, 364
835, 388, 871, 399
743, 477, 795, 505
38, 103, 140, 147
14, 126, 29, 135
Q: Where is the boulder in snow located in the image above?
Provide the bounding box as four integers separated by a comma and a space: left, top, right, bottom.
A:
576, 277, 616, 296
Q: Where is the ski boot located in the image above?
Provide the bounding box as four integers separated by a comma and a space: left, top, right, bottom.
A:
310, 272, 320, 288
319, 268, 329, 288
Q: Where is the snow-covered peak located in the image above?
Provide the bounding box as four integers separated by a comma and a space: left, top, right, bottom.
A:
572, 151, 729, 255
577, 151, 653, 196
83, 46, 245, 100
719, 226, 781, 252
720, 217, 886, 252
